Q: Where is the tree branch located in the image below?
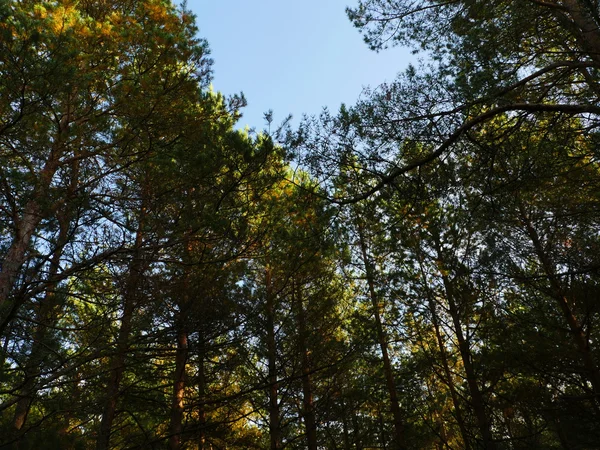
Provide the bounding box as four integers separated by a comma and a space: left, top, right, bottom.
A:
336, 102, 600, 204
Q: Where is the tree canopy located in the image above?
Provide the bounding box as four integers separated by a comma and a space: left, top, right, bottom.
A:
1, 0, 600, 449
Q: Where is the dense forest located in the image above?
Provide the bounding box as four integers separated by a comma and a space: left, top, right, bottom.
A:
1, 0, 600, 449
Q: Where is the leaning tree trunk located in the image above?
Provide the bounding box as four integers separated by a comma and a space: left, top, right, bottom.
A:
416, 253, 471, 450
12, 155, 81, 434
169, 320, 189, 450
0, 108, 73, 327
13, 214, 72, 432
440, 273, 496, 450
432, 234, 496, 450
518, 203, 600, 400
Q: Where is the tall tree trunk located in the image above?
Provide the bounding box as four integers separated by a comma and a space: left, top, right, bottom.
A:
440, 273, 496, 450
378, 408, 387, 450
342, 400, 352, 450
12, 156, 80, 434
431, 242, 493, 449
429, 302, 472, 450
96, 186, 148, 450
431, 232, 496, 449
95, 264, 140, 450
555, 416, 573, 450
293, 281, 318, 450
12, 214, 71, 432
197, 334, 207, 450
169, 323, 189, 450
265, 266, 281, 450
352, 408, 363, 450
417, 255, 471, 450
356, 221, 406, 450
518, 204, 600, 399
169, 235, 194, 450
0, 108, 72, 325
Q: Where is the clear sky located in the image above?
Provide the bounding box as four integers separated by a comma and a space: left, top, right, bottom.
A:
187, 1, 414, 131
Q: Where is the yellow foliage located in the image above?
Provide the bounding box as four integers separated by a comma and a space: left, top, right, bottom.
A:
49, 5, 79, 34
145, 1, 169, 22
33, 4, 47, 19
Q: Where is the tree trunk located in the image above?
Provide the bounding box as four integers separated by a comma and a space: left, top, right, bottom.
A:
0, 142, 66, 325
417, 255, 471, 450
293, 281, 318, 450
518, 204, 600, 399
96, 189, 148, 450
12, 156, 80, 434
169, 234, 195, 450
12, 215, 71, 432
265, 267, 281, 450
356, 220, 406, 450
342, 401, 352, 450
431, 233, 496, 450
169, 325, 189, 450
429, 305, 471, 450
561, 0, 600, 67
378, 408, 387, 450
352, 408, 363, 450
197, 335, 207, 450
0, 93, 76, 325
555, 417, 573, 450
441, 274, 496, 450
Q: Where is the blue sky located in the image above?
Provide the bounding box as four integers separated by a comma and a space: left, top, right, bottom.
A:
187, 1, 414, 131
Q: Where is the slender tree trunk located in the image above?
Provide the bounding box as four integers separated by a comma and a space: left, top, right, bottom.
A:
96, 188, 148, 450
356, 221, 406, 450
12, 215, 71, 432
378, 408, 387, 450
0, 111, 71, 324
12, 157, 80, 434
430, 232, 496, 450
95, 266, 140, 450
352, 408, 362, 450
169, 324, 189, 450
417, 255, 471, 449
96, 274, 138, 450
293, 281, 318, 450
429, 304, 472, 450
169, 234, 194, 450
444, 280, 496, 449
342, 401, 352, 450
555, 417, 573, 450
197, 335, 207, 450
436, 267, 496, 449
265, 267, 281, 450
518, 205, 600, 398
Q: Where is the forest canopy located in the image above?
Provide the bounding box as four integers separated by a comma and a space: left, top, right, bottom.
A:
1, 1, 600, 449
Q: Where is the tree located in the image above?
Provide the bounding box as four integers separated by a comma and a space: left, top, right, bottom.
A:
0, 0, 211, 325
464, 111, 600, 446
289, 2, 600, 448
0, 1, 251, 447
310, 0, 600, 202
5, 0, 600, 448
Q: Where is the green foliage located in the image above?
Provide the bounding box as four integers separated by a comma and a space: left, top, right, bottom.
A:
2, 0, 600, 448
